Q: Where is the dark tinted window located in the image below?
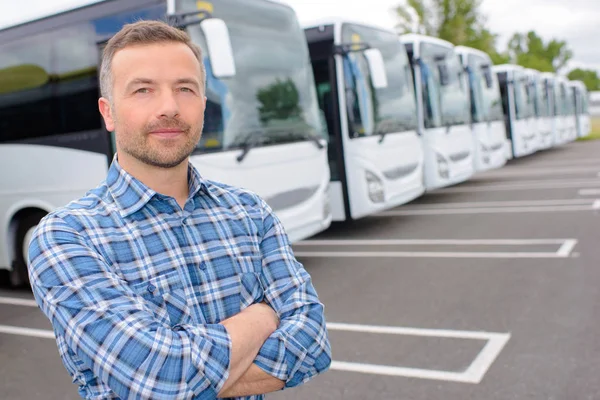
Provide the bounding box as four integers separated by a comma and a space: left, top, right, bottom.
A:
0, 24, 102, 143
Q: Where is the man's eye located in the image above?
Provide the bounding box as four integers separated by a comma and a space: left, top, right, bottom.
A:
135, 88, 150, 94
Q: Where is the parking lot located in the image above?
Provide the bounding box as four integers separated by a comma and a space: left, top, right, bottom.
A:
2, 140, 600, 399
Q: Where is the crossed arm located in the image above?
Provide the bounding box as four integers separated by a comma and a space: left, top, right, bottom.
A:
28, 207, 331, 399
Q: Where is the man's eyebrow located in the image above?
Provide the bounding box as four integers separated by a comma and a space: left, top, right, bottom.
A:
125, 78, 156, 89
174, 78, 201, 88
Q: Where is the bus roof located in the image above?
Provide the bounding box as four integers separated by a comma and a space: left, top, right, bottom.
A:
0, 0, 162, 41
492, 64, 525, 73
539, 72, 556, 80
568, 80, 587, 91
454, 46, 492, 62
398, 33, 454, 50
302, 17, 395, 35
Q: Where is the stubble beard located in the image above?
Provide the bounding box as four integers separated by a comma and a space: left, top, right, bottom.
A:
117, 117, 203, 169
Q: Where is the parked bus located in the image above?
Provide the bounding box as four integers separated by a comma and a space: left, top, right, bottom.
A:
455, 46, 507, 172
539, 72, 563, 147
493, 64, 537, 157
0, 0, 331, 286
556, 76, 578, 143
568, 80, 591, 139
524, 68, 554, 150
400, 34, 474, 190
304, 19, 425, 221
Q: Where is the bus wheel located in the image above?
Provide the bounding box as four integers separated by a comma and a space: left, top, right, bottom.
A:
11, 212, 46, 288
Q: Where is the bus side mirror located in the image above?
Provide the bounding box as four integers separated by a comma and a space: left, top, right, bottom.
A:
438, 64, 450, 86
482, 65, 493, 88
201, 18, 236, 78
364, 48, 388, 89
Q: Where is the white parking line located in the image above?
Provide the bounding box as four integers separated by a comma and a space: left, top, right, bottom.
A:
556, 240, 578, 257
294, 251, 569, 259
399, 199, 591, 210
0, 297, 37, 307
296, 239, 569, 246
327, 322, 510, 384
377, 204, 597, 216
578, 189, 600, 196
0, 325, 54, 339
294, 238, 577, 259
482, 166, 600, 178
516, 158, 600, 167
435, 179, 600, 194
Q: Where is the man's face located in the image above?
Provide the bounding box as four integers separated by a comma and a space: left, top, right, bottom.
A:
100, 42, 206, 169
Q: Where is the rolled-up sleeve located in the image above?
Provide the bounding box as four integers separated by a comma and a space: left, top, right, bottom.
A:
28, 213, 232, 399
253, 198, 332, 388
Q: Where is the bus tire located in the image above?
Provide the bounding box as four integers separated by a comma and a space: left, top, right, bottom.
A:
11, 212, 46, 288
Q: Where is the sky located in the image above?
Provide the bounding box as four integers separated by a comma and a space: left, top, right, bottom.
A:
1, 0, 599, 72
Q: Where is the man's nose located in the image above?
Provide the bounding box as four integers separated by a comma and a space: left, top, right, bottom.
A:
157, 90, 180, 119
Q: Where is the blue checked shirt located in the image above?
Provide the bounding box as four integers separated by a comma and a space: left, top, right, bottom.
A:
28, 157, 331, 399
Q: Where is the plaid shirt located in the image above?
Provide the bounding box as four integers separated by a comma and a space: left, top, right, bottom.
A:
28, 157, 331, 399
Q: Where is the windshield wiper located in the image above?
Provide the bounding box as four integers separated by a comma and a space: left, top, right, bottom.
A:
235, 130, 267, 163
236, 129, 326, 162
303, 132, 326, 149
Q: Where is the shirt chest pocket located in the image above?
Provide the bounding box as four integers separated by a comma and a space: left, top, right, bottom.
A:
195, 271, 266, 324
131, 271, 192, 327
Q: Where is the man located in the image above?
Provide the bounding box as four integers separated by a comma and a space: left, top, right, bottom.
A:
28, 20, 331, 399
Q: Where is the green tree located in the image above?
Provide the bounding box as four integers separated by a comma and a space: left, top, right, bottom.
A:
567, 68, 600, 91
507, 31, 573, 72
393, 0, 507, 64
256, 78, 301, 123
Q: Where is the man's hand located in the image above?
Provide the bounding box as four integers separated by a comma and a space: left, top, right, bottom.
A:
217, 302, 279, 396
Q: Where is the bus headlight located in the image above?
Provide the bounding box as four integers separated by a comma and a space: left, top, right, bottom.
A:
436, 153, 449, 179
481, 144, 490, 164
365, 171, 385, 203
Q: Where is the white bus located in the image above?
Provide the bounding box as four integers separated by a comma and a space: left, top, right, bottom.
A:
493, 64, 537, 158
556, 76, 578, 143
568, 80, 591, 138
525, 68, 554, 150
0, 0, 331, 286
540, 72, 564, 147
400, 34, 474, 190
455, 46, 507, 172
303, 19, 425, 221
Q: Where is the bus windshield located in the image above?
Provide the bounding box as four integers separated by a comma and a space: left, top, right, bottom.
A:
420, 43, 470, 128
176, 0, 325, 152
513, 75, 530, 120
559, 83, 573, 116
340, 23, 418, 138
535, 78, 549, 117
467, 54, 503, 123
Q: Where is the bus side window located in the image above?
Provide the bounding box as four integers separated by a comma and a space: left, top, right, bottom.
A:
0, 34, 54, 142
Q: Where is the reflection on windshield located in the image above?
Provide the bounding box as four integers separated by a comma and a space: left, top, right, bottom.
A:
341, 23, 417, 139
467, 55, 503, 124
177, 0, 325, 153
420, 43, 470, 127
514, 78, 531, 120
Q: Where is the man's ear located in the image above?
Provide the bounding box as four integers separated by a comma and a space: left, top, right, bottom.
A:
98, 97, 115, 132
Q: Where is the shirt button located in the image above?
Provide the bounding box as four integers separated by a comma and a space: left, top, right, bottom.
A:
147, 284, 156, 293
199, 263, 206, 270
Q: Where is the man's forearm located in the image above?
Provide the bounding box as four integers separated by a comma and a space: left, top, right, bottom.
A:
217, 304, 278, 396
218, 364, 285, 398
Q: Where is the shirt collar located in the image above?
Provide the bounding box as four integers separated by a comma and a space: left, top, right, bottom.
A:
107, 156, 220, 218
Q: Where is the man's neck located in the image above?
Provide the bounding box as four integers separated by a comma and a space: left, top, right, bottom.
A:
118, 153, 189, 209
